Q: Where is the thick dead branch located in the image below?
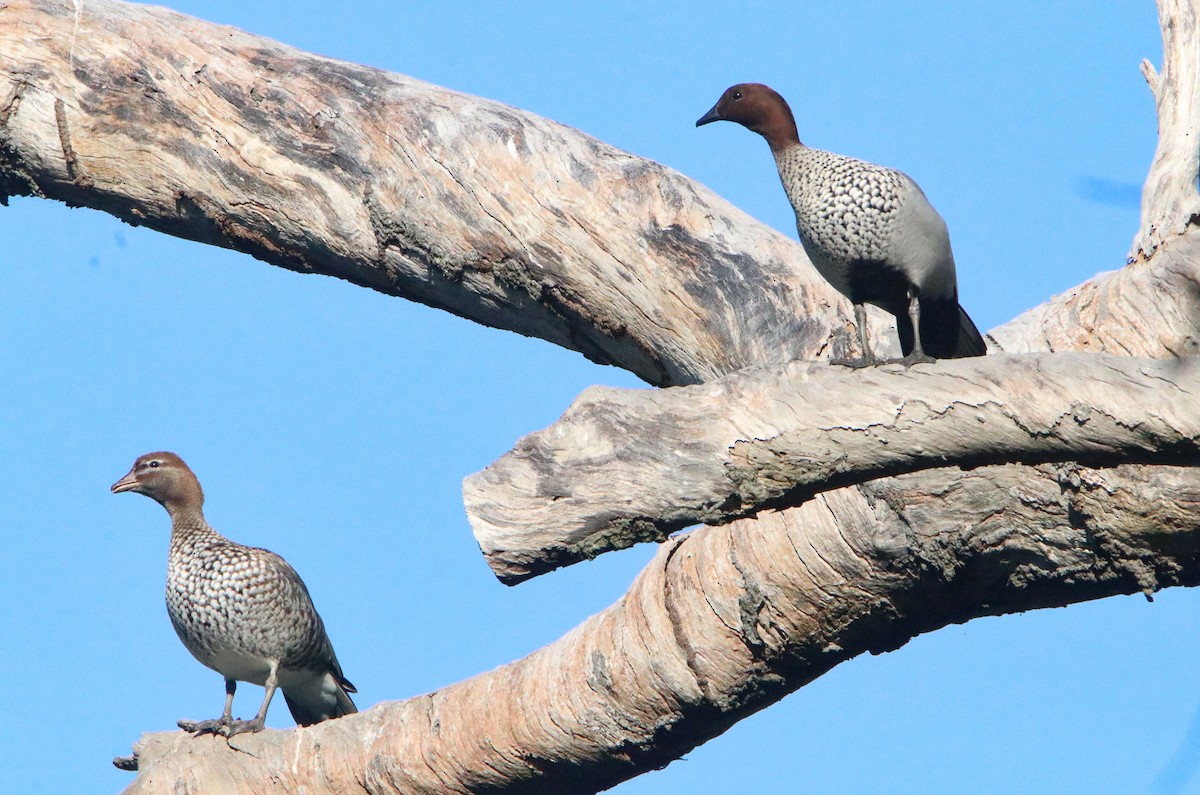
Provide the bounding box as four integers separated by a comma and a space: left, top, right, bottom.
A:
1130, 0, 1200, 260
0, 0, 882, 387
2, 0, 1196, 793
460, 195, 1200, 585
991, 231, 1200, 357
465, 354, 1200, 583
124, 463, 1200, 794
465, 223, 1200, 584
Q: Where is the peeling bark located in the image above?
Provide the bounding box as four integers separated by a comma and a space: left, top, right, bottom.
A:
465, 354, 1200, 583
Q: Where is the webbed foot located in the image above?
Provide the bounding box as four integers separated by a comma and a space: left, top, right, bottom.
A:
178, 714, 267, 737
894, 351, 936, 367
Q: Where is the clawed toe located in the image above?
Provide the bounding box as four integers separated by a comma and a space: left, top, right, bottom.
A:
222, 717, 267, 737
832, 352, 938, 368
178, 715, 266, 737
895, 352, 936, 367
178, 717, 229, 735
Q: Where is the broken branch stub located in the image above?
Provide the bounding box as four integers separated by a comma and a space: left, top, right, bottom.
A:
465, 353, 1200, 584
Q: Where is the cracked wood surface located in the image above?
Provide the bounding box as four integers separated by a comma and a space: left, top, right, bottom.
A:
465, 224, 1200, 583
457, 64, 1200, 581
0, 0, 886, 388
465, 353, 1200, 583
2, 0, 1198, 793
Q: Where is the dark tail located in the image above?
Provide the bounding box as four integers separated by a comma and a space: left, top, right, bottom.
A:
897, 299, 987, 359
283, 671, 358, 726
950, 304, 987, 358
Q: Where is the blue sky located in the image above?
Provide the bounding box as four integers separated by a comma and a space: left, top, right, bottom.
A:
1, 2, 1192, 793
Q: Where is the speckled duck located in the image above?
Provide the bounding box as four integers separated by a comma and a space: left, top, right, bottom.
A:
112, 451, 356, 736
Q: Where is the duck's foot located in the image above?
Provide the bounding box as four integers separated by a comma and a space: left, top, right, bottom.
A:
832, 351, 938, 368
894, 351, 936, 367
179, 714, 266, 737
220, 717, 267, 737
178, 716, 232, 736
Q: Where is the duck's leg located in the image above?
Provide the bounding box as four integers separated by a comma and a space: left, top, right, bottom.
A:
178, 678, 236, 735
898, 287, 935, 365
220, 661, 279, 737
833, 303, 881, 368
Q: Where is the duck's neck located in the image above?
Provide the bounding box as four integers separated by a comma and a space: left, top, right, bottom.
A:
757, 106, 802, 155
166, 504, 219, 546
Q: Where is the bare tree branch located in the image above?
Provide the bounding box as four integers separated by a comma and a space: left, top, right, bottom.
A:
0, 0, 890, 387
465, 353, 1200, 583
2, 0, 1198, 793
1130, 0, 1200, 261
989, 232, 1200, 357
457, 0, 1200, 580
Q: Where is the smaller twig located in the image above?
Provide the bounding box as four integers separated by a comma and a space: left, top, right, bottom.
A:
1140, 58, 1161, 96
112, 754, 139, 771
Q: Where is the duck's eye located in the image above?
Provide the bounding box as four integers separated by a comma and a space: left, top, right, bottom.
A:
732, 91, 743, 100
148, 460, 161, 468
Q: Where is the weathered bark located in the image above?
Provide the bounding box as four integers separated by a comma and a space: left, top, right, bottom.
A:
1130, 0, 1200, 261
1, 0, 1197, 793
990, 232, 1200, 357
463, 219, 1200, 582
465, 353, 1200, 583
0, 0, 883, 388
457, 0, 1200, 580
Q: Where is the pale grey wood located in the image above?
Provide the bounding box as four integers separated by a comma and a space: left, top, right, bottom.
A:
1129, 0, 1200, 262
123, 463, 1200, 795
0, 0, 878, 388
989, 232, 1200, 357
1, 0, 1196, 793
466, 353, 1200, 583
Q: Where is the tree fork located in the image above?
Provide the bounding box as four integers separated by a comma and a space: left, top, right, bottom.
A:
1, 0, 1198, 793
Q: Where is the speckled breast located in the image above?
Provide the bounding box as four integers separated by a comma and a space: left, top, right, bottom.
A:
165, 536, 324, 680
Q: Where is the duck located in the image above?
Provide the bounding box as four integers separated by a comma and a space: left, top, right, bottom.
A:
697, 82, 986, 363
111, 451, 357, 736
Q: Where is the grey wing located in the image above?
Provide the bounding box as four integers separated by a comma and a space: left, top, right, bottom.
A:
887, 174, 958, 301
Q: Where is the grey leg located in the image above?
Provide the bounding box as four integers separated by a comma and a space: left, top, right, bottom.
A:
907, 289, 924, 357
178, 678, 237, 734
221, 661, 279, 737
901, 288, 934, 365
854, 303, 874, 362
833, 303, 880, 367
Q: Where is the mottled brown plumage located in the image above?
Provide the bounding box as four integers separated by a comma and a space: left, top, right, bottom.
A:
112, 451, 356, 737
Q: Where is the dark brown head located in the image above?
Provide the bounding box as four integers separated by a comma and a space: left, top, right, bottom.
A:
111, 451, 204, 517
696, 83, 801, 152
